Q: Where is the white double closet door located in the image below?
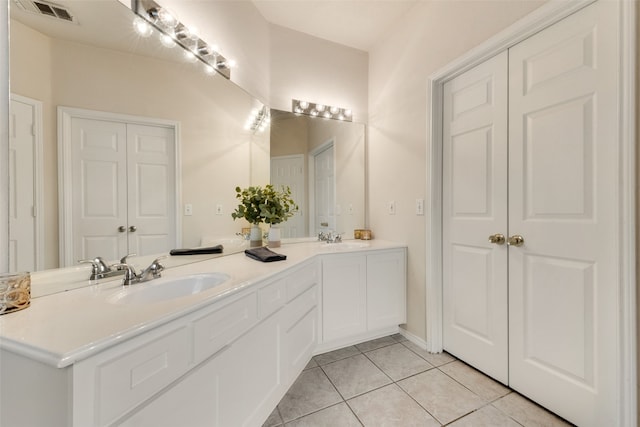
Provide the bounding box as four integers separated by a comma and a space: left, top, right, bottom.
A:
442, 2, 620, 426
66, 113, 177, 265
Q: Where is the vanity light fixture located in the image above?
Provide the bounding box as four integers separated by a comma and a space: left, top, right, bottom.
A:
134, 0, 233, 79
292, 99, 353, 122
245, 106, 270, 133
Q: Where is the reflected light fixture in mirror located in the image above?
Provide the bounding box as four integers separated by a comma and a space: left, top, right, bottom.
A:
292, 99, 353, 122
134, 0, 234, 79
245, 106, 270, 133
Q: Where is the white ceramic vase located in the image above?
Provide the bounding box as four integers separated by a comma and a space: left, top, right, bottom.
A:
268, 226, 281, 248
249, 225, 262, 247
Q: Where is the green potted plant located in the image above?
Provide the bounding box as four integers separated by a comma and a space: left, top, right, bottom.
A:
231, 185, 298, 247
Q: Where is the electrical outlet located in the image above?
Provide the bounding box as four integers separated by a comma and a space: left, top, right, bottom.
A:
184, 204, 193, 216
416, 198, 424, 215
387, 201, 396, 215
216, 204, 223, 215
347, 204, 354, 215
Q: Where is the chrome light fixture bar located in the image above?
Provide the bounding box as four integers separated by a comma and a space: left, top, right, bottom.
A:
292, 99, 353, 122
245, 106, 270, 133
133, 0, 233, 79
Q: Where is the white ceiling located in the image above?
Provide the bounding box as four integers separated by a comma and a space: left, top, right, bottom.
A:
251, 0, 419, 51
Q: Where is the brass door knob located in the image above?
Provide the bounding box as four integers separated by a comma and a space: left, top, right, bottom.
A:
129, 225, 137, 232
507, 234, 524, 247
488, 233, 505, 245
118, 225, 126, 232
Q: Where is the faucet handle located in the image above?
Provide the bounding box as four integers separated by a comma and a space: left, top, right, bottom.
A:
78, 257, 110, 275
120, 253, 137, 264
149, 256, 166, 273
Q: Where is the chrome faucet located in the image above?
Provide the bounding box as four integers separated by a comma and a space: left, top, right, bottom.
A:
318, 231, 343, 243
78, 257, 126, 280
116, 254, 166, 286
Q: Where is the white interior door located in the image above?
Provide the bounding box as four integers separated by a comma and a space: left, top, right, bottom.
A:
507, 3, 619, 425
126, 123, 176, 256
270, 155, 305, 238
71, 117, 128, 263
442, 51, 509, 384
313, 143, 335, 234
66, 111, 177, 265
8, 95, 42, 272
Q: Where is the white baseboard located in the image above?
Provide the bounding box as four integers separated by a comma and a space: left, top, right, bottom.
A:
398, 327, 429, 351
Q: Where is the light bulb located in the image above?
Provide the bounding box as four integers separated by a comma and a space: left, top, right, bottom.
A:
338, 114, 345, 121
329, 106, 339, 115
310, 110, 318, 117
316, 104, 325, 112
184, 50, 197, 62
133, 17, 153, 37
324, 111, 331, 119
160, 33, 176, 47
344, 109, 352, 117
157, 8, 178, 28
299, 101, 309, 109
204, 64, 215, 74
228, 59, 237, 68
295, 107, 303, 114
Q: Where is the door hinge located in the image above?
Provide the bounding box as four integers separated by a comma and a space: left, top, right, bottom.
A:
31, 205, 37, 218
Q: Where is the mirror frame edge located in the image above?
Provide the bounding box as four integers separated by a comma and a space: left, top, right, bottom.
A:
1, 0, 8, 273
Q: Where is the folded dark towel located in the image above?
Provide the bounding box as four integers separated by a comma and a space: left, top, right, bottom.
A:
170, 245, 224, 256
245, 247, 287, 262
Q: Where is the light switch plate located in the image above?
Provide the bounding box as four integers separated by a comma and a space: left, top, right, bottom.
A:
387, 201, 396, 215
416, 198, 424, 215
216, 204, 223, 215
184, 204, 193, 216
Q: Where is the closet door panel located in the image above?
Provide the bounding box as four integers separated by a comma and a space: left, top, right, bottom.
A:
442, 50, 509, 384
507, 2, 619, 425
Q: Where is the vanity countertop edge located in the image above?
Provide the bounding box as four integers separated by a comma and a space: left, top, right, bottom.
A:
0, 240, 406, 368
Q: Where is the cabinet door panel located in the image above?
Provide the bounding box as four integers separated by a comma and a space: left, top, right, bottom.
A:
321, 254, 366, 342
367, 250, 406, 330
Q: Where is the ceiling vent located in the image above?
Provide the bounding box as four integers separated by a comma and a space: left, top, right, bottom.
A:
12, 0, 76, 23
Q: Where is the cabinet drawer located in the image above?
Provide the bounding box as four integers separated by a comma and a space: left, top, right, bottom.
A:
193, 293, 258, 362
257, 277, 286, 319
286, 262, 318, 302
95, 326, 190, 425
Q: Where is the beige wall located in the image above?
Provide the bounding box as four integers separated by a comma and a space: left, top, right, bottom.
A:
11, 20, 262, 267
270, 24, 369, 122
367, 1, 546, 341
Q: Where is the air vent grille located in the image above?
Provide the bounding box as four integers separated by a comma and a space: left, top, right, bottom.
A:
13, 0, 76, 23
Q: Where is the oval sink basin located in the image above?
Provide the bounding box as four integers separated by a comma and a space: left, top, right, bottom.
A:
109, 273, 231, 304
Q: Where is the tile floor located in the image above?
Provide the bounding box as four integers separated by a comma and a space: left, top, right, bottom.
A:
263, 334, 573, 426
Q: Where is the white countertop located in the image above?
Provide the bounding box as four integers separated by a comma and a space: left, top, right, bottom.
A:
0, 240, 405, 368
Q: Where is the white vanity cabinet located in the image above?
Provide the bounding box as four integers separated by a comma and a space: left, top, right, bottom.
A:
0, 242, 407, 427
1, 260, 319, 427
318, 248, 407, 351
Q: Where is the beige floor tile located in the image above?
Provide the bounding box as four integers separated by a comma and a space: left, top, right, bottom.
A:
314, 345, 361, 366
365, 343, 433, 381
347, 384, 440, 427
285, 402, 362, 427
355, 336, 397, 352
304, 358, 318, 370
398, 369, 484, 425
277, 367, 343, 422
492, 393, 573, 427
390, 333, 408, 342
263, 407, 283, 427
322, 354, 392, 399
402, 341, 456, 366
439, 360, 509, 401
449, 405, 521, 427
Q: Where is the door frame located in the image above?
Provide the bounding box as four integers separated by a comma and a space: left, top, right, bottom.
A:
425, 0, 636, 422
58, 106, 181, 266
10, 93, 44, 270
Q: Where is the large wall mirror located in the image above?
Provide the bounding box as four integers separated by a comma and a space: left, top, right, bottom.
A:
7, 0, 365, 276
